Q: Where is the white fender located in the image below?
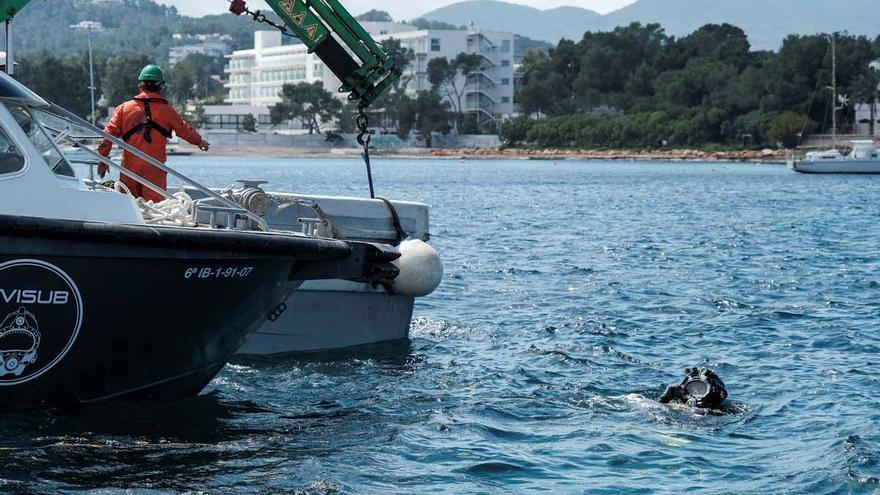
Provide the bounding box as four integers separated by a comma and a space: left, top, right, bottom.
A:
392, 239, 443, 297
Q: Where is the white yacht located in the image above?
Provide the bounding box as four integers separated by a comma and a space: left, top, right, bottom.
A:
788, 140, 880, 174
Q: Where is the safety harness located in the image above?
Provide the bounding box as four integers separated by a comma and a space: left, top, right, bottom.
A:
121, 98, 173, 144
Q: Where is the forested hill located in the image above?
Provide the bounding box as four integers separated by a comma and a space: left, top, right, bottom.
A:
0, 0, 283, 61
422, 0, 880, 50
603, 0, 880, 50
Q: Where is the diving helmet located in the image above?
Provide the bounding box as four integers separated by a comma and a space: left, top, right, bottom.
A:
0, 307, 41, 377
659, 367, 728, 410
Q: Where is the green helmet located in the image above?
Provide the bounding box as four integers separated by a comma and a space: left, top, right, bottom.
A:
138, 64, 165, 84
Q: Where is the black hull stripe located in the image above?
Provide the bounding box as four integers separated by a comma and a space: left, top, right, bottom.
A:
0, 214, 350, 260
79, 362, 224, 403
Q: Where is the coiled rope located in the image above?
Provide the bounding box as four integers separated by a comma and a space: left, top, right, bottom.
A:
137, 192, 196, 227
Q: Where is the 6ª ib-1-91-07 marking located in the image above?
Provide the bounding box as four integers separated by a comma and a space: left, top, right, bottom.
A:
184, 266, 255, 280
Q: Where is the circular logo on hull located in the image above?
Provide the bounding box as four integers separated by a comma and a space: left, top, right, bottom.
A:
0, 260, 82, 386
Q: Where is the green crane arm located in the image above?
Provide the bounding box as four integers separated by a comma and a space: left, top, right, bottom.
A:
231, 0, 400, 107
0, 0, 29, 21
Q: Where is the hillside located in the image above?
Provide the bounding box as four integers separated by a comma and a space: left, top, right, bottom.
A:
603, 0, 880, 50
422, 1, 602, 43
5, 0, 878, 59
421, 0, 880, 49
0, 0, 284, 61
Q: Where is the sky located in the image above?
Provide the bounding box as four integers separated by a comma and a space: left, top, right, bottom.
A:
159, 0, 638, 22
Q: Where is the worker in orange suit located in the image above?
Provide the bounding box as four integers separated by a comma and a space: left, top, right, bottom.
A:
98, 64, 210, 202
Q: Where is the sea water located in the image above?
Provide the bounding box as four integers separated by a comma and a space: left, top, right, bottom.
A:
3, 158, 878, 494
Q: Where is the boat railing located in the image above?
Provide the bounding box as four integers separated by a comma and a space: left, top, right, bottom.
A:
800, 133, 878, 147
37, 102, 269, 231
786, 149, 806, 161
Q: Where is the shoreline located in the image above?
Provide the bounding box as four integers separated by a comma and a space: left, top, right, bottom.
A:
207, 145, 787, 163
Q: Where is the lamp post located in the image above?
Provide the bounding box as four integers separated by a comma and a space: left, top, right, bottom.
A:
5, 18, 14, 76
71, 21, 102, 125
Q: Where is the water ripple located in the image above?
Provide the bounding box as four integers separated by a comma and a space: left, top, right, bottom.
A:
18, 158, 879, 493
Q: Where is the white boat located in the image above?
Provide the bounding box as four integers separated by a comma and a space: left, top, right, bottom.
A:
185, 182, 443, 355
788, 140, 880, 174
788, 34, 880, 174
0, 72, 401, 405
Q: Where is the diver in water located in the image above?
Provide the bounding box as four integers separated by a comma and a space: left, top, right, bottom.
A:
659, 367, 728, 413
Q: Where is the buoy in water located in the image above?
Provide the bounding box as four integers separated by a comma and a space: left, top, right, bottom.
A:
391, 239, 443, 297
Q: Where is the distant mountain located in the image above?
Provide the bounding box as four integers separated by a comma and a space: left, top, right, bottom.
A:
603, 0, 880, 50
420, 1, 602, 43
420, 0, 880, 50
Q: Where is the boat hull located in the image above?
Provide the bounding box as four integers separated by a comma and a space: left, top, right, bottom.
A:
237, 282, 414, 354
791, 159, 880, 174
0, 215, 357, 405
231, 192, 430, 355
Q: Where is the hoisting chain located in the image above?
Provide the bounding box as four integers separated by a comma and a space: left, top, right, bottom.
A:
227, 0, 297, 38
356, 102, 375, 199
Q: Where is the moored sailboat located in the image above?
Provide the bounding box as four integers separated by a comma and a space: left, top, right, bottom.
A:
788, 34, 880, 173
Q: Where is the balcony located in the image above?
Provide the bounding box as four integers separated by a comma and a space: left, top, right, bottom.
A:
465, 85, 499, 103
468, 72, 498, 86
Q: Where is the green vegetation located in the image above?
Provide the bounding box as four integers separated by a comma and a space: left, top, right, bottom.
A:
5, 0, 285, 62
269, 82, 342, 134
15, 50, 226, 119
241, 113, 258, 133
101, 54, 153, 107
509, 23, 880, 148
165, 54, 226, 105
269, 37, 452, 145
355, 10, 394, 22
399, 92, 452, 146
8, 1, 878, 150
427, 53, 483, 131
513, 35, 553, 62
16, 50, 96, 117
407, 18, 464, 31
364, 38, 416, 134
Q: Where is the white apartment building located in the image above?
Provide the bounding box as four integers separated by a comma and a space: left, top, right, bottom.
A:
382, 26, 515, 126
224, 23, 515, 128
169, 41, 230, 66
169, 34, 232, 66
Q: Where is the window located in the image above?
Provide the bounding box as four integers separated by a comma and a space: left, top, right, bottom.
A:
502, 96, 510, 103
501, 39, 511, 53
501, 59, 510, 67
8, 106, 74, 177
501, 78, 510, 85
0, 126, 24, 175
430, 38, 441, 51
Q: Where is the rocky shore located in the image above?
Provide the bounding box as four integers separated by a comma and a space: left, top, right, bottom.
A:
426, 147, 787, 162
207, 144, 787, 162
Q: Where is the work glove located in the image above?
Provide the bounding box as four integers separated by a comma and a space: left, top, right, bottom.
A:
199, 140, 210, 152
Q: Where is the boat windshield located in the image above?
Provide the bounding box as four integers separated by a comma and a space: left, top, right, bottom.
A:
0, 125, 24, 174
6, 104, 75, 177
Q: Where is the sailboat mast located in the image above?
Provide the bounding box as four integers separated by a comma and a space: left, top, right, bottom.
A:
832, 33, 837, 148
